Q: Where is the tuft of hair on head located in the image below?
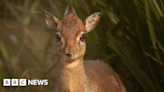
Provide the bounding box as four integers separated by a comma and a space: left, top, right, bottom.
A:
63, 4, 77, 19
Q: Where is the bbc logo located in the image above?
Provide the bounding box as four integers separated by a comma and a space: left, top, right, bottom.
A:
3, 79, 26, 86
3, 79, 48, 86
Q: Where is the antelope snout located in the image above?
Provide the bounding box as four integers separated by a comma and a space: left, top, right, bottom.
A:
66, 53, 72, 58
64, 40, 77, 59
65, 47, 74, 58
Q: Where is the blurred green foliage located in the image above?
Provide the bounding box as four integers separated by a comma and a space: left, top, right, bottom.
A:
0, 0, 164, 92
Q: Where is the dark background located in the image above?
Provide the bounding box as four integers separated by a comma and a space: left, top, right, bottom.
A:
0, 0, 164, 92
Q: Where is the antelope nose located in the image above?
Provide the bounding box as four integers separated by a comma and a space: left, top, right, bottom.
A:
66, 53, 72, 58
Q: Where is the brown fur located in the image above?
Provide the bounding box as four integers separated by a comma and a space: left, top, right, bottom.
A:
42, 7, 126, 92
56, 12, 85, 60
57, 13, 85, 39
54, 60, 126, 92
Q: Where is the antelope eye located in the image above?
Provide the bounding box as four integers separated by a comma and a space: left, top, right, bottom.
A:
56, 34, 61, 42
80, 34, 85, 42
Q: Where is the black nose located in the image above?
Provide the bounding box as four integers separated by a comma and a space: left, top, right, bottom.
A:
66, 54, 72, 58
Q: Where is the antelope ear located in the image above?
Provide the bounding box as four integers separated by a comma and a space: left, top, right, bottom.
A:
84, 12, 101, 33
42, 10, 59, 29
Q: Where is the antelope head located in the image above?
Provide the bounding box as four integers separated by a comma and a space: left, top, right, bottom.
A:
42, 5, 101, 64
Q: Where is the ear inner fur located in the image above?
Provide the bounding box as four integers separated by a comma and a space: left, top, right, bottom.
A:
42, 10, 59, 29
84, 12, 101, 33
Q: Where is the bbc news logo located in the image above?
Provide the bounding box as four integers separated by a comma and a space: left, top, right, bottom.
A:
3, 79, 48, 86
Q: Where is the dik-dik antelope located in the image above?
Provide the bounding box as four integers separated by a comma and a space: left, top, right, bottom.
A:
42, 5, 126, 92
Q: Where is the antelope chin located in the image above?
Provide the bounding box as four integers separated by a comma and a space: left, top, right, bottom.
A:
61, 54, 78, 63
71, 55, 77, 60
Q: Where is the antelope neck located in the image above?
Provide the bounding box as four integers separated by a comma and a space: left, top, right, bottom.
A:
57, 58, 87, 91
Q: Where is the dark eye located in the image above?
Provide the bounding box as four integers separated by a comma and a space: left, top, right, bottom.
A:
56, 34, 61, 42
80, 34, 85, 42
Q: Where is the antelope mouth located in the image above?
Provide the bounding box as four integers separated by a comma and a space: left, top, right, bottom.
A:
70, 55, 77, 60
68, 55, 77, 60
64, 54, 77, 61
